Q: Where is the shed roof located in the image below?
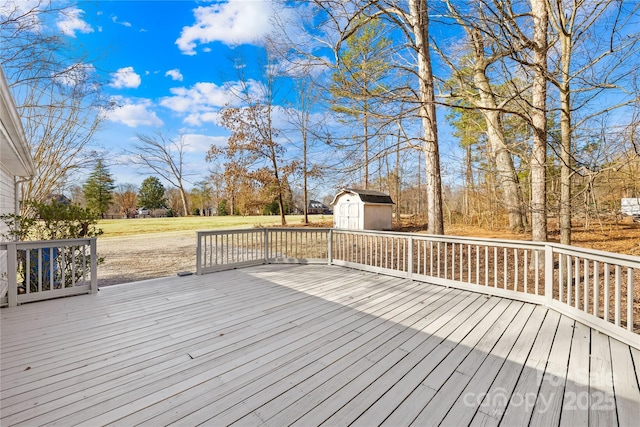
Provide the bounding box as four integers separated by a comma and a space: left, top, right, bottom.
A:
331, 188, 395, 205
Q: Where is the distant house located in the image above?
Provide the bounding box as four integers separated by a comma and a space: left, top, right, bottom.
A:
308, 200, 332, 215
1, 65, 35, 297
331, 188, 394, 230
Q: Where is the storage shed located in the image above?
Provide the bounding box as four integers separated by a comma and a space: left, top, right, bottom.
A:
331, 188, 394, 230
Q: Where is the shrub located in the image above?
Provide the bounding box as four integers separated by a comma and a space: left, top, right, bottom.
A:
1, 201, 103, 292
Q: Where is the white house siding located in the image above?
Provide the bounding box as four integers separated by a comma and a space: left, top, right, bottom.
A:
0, 165, 14, 287
1, 66, 34, 301
0, 163, 12, 298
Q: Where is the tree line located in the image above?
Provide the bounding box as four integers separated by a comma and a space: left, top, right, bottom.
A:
76, 160, 301, 219
2, 1, 639, 243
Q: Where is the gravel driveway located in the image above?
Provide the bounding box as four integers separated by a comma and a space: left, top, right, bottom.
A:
97, 231, 197, 286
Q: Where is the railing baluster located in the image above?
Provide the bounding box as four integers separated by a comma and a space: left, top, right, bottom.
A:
584, 259, 589, 312
593, 261, 599, 318
627, 268, 633, 332
485, 246, 488, 286
494, 247, 498, 288
574, 256, 580, 309
503, 247, 507, 290
444, 242, 448, 279
604, 263, 610, 322
476, 245, 480, 285
567, 255, 573, 306
514, 249, 519, 291
559, 254, 564, 303
524, 250, 529, 294
535, 249, 540, 295
615, 265, 622, 326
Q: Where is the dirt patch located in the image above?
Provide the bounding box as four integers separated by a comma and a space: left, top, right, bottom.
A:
97, 231, 196, 286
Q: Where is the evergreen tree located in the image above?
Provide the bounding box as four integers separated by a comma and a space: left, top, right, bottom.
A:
138, 176, 166, 209
83, 159, 115, 218
329, 18, 392, 189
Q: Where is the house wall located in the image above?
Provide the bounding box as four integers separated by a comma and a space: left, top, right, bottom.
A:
0, 162, 13, 297
363, 204, 393, 230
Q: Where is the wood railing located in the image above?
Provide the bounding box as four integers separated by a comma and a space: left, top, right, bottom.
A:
197, 228, 639, 349
1, 238, 98, 307
196, 228, 330, 274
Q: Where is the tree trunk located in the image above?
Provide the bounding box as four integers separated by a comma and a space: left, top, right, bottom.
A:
472, 54, 526, 232
363, 107, 369, 189
530, 0, 548, 242
178, 183, 190, 217
409, 0, 443, 235
559, 22, 572, 245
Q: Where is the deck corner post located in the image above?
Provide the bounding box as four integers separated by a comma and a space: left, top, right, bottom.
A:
90, 238, 98, 294
195, 232, 202, 275
7, 242, 18, 307
327, 228, 333, 265
544, 244, 554, 305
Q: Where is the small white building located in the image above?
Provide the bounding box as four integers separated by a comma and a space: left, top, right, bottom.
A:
621, 198, 640, 220
331, 188, 394, 230
1, 66, 35, 297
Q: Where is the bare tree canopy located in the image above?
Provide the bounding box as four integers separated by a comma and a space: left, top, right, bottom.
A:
1, 0, 107, 212
130, 132, 192, 216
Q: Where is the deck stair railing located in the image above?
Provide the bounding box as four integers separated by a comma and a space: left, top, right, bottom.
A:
1, 238, 98, 307
197, 228, 639, 349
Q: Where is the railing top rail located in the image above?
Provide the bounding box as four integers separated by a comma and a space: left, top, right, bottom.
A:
0, 237, 96, 250
332, 228, 547, 249
197, 227, 332, 237
546, 242, 640, 266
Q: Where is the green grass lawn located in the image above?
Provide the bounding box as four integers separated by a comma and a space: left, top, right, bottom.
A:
97, 215, 332, 237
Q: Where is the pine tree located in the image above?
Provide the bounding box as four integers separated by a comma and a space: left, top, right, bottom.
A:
138, 176, 166, 210
83, 159, 115, 218
329, 18, 392, 189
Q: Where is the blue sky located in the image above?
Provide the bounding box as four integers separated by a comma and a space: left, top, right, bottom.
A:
52, 0, 305, 189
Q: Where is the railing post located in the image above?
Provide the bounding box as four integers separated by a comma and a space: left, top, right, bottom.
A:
196, 232, 202, 275
545, 244, 553, 305
90, 238, 98, 294
264, 228, 269, 264
7, 242, 18, 307
407, 236, 413, 280
327, 229, 333, 265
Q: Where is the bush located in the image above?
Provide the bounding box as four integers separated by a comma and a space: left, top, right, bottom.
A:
1, 201, 103, 292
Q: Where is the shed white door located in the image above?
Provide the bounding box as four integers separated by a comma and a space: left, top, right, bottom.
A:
339, 203, 360, 229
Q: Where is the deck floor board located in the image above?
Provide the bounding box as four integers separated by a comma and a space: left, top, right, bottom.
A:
1, 264, 636, 426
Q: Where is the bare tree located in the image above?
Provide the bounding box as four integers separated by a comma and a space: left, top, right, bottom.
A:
113, 184, 138, 218
440, 1, 528, 231
130, 132, 192, 216
1, 1, 106, 213
282, 0, 444, 233
545, 0, 639, 244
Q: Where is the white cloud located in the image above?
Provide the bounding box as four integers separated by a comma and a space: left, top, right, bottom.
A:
109, 67, 142, 89
184, 112, 222, 127
57, 7, 93, 37
160, 80, 264, 126
176, 0, 277, 55
112, 15, 132, 27
105, 97, 163, 128
182, 134, 227, 152
165, 69, 184, 81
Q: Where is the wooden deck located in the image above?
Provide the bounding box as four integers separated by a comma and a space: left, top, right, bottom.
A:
1, 264, 639, 426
